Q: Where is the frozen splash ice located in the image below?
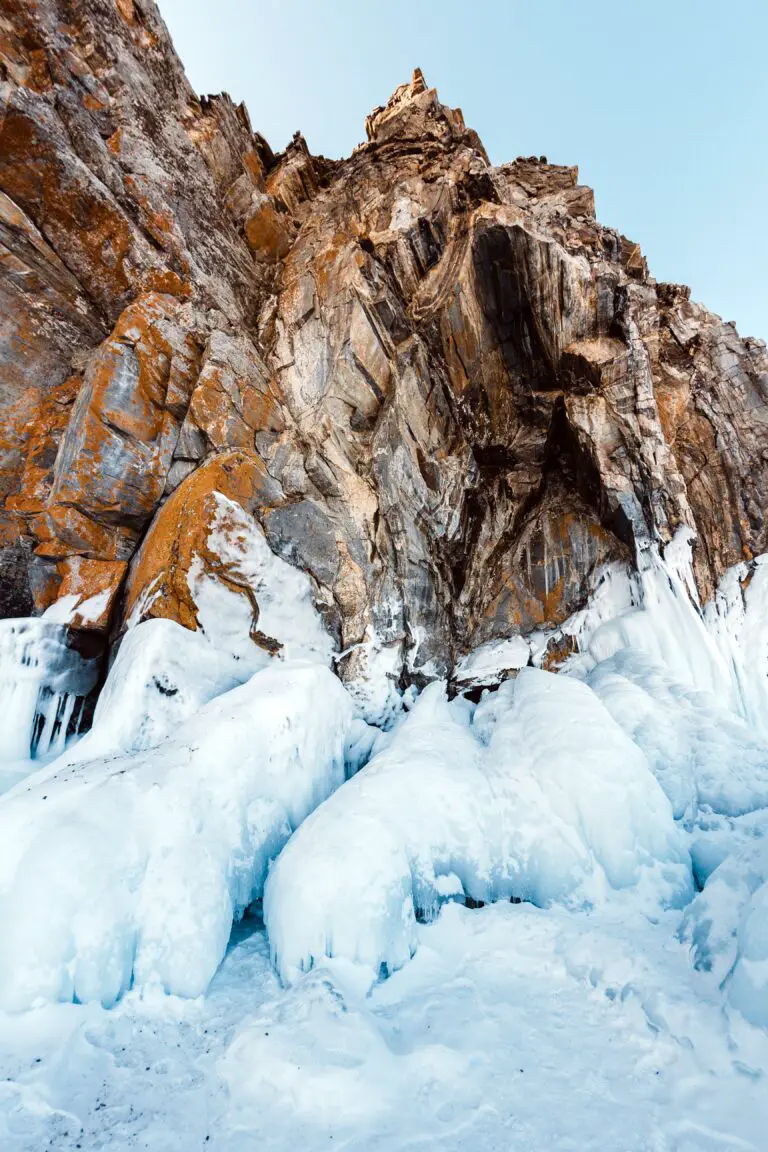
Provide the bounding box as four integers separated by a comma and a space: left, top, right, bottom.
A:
0, 618, 99, 762
2, 522, 768, 1025
557, 528, 750, 712
264, 669, 692, 984
0, 661, 362, 1010
704, 555, 768, 737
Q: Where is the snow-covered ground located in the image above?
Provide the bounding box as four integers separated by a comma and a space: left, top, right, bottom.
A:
3, 530, 768, 1149
2, 904, 768, 1151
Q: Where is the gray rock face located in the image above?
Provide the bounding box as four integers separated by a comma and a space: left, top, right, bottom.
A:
1, 10, 766, 711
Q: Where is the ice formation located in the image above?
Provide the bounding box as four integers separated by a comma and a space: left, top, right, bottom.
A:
587, 649, 768, 824
0, 616, 99, 763
260, 531, 768, 1017
681, 834, 768, 1027
2, 526, 768, 1029
264, 668, 692, 983
0, 662, 360, 1010
60, 618, 266, 765
704, 555, 768, 737
57, 495, 337, 766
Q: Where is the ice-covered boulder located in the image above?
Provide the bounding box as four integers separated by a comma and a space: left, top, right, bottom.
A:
58, 617, 266, 764
0, 661, 361, 1010
264, 668, 692, 983
52, 488, 337, 764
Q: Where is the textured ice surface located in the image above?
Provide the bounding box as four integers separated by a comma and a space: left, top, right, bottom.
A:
62, 617, 266, 764
588, 648, 768, 823
2, 517, 768, 1152
681, 832, 768, 1027
0, 662, 358, 1010
705, 555, 768, 736
3, 904, 768, 1152
265, 668, 691, 982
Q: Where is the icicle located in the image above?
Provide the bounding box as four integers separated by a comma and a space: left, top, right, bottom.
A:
0, 619, 100, 763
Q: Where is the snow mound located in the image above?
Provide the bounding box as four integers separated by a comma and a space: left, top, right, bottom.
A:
265, 668, 691, 983
0, 662, 359, 1010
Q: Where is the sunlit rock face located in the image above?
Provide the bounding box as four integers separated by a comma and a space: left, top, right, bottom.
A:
1, 3, 767, 713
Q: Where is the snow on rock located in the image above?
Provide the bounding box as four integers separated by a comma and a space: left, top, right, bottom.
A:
0, 618, 99, 763
54, 493, 338, 765
189, 493, 335, 668
40, 588, 112, 629
0, 662, 359, 1010
452, 634, 531, 692
264, 668, 691, 983
335, 626, 405, 729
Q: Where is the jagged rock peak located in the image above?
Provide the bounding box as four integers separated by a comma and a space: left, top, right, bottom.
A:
363, 66, 478, 152
366, 67, 430, 136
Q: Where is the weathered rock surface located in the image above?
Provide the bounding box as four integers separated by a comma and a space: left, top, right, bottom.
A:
1, 4, 767, 711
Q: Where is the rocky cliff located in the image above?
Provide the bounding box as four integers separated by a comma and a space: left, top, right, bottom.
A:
2, 0, 767, 719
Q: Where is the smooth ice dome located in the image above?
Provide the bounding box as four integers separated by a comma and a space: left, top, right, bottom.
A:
265, 667, 692, 983
0, 662, 358, 1010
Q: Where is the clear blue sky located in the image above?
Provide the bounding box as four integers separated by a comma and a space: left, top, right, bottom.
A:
158, 0, 767, 341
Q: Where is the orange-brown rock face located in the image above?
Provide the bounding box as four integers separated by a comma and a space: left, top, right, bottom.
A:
122, 448, 280, 642
35, 293, 202, 556
2, 8, 767, 701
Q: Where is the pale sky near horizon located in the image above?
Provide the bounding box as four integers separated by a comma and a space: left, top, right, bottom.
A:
158, 0, 767, 341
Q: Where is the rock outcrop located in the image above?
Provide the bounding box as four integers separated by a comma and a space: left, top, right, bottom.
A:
2, 3, 767, 714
